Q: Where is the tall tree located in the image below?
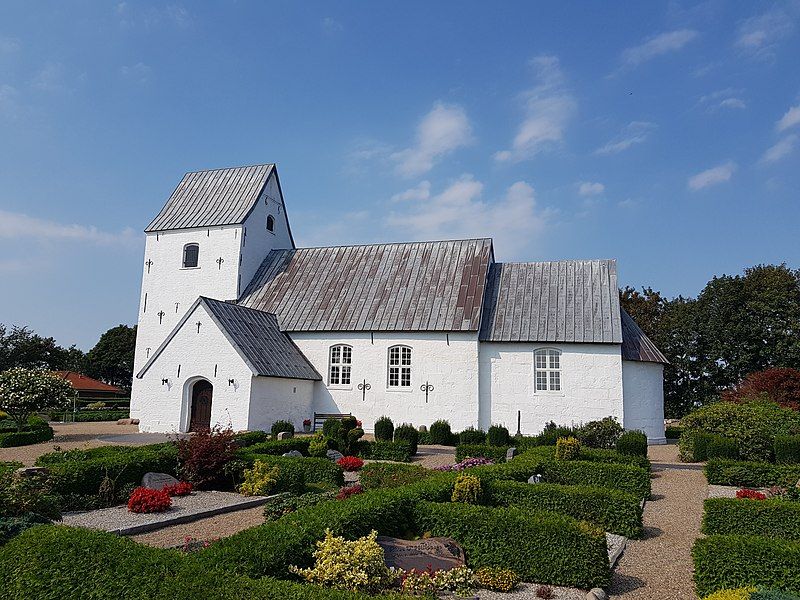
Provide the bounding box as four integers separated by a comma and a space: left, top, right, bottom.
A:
0, 324, 85, 373
84, 325, 137, 390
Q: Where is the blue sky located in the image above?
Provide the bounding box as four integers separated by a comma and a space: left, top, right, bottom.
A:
1, 1, 799, 350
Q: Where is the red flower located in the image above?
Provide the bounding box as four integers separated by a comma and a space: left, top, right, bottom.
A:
336, 456, 364, 472
356, 420, 363, 427
736, 488, 767, 500
128, 487, 172, 513
336, 484, 364, 500
303, 419, 312, 426
163, 481, 193, 497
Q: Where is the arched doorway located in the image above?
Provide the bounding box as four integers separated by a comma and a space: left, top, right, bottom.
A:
189, 380, 213, 432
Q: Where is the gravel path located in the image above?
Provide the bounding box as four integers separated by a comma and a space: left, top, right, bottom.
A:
131, 505, 267, 547
413, 445, 457, 469
608, 444, 706, 600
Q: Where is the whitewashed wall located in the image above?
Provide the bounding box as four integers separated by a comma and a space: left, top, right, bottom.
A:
478, 342, 625, 435
249, 376, 315, 432
622, 360, 666, 443
131, 302, 253, 433
288, 332, 480, 432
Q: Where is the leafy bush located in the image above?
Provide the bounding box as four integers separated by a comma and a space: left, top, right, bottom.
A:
435, 457, 494, 472
0, 425, 54, 447
336, 484, 364, 500
722, 368, 800, 411
271, 420, 295, 439
693, 535, 800, 597
177, 426, 237, 489
239, 462, 281, 497
487, 425, 510, 447
473, 566, 520, 592
336, 456, 363, 472
702, 498, 800, 540
0, 367, 75, 431
393, 424, 418, 456
234, 430, 270, 447
456, 444, 507, 463
451, 473, 482, 504
237, 455, 344, 492
530, 422, 579, 447
0, 514, 51, 546
459, 427, 487, 445
429, 419, 454, 445
576, 417, 623, 449
163, 482, 193, 497
360, 440, 413, 462
49, 409, 130, 422
737, 489, 767, 500
666, 425, 684, 440
237, 438, 311, 457
680, 431, 735, 462
555, 437, 581, 460
0, 470, 61, 522
374, 416, 394, 442
703, 590, 756, 600
309, 433, 328, 457
775, 435, 800, 464
359, 463, 429, 490
705, 459, 800, 488
616, 430, 648, 457
263, 490, 337, 521
709, 436, 740, 460
127, 487, 171, 513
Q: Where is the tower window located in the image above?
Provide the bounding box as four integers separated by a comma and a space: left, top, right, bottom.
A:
183, 243, 199, 268
266, 215, 275, 232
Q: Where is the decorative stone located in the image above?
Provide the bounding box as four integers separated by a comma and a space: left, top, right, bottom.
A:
277, 431, 294, 440
506, 447, 517, 461
326, 449, 344, 462
418, 425, 428, 433
527, 473, 542, 484
141, 472, 179, 490
377, 536, 465, 572
15, 466, 49, 478
586, 588, 608, 600
117, 418, 139, 425
282, 450, 303, 458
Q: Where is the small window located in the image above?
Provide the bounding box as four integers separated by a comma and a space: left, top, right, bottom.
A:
329, 344, 352, 386
388, 345, 412, 388
266, 215, 275, 232
534, 348, 561, 392
182, 243, 199, 268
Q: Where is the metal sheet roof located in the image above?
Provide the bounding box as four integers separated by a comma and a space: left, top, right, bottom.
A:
145, 164, 274, 232
238, 239, 494, 332
621, 309, 669, 364
479, 260, 623, 343
136, 297, 321, 381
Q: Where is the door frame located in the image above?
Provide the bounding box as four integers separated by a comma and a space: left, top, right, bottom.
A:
182, 377, 213, 433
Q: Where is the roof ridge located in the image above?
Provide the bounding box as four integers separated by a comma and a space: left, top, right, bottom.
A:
495, 258, 617, 265
290, 237, 493, 251
183, 163, 275, 175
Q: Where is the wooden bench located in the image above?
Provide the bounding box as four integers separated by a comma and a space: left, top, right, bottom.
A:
313, 412, 353, 432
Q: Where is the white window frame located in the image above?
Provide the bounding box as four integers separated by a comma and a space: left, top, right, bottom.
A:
182, 243, 200, 269
328, 344, 352, 388
387, 345, 412, 390
534, 348, 562, 393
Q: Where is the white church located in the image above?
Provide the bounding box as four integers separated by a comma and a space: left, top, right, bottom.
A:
130, 164, 667, 443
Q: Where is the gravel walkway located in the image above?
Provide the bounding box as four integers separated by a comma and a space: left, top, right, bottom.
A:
608, 444, 706, 600
132, 505, 267, 547
413, 445, 457, 469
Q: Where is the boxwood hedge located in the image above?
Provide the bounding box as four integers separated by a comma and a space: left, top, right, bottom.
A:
0, 425, 54, 448
359, 462, 430, 490
701, 498, 800, 541
358, 440, 413, 462
238, 455, 344, 492
705, 459, 800, 488
236, 438, 311, 457
455, 444, 508, 463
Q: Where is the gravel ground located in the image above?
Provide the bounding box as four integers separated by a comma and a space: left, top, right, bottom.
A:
413, 445, 457, 469
707, 484, 771, 498
477, 583, 586, 599
608, 443, 706, 600
132, 505, 267, 547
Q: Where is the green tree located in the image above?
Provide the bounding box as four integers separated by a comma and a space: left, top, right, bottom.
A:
0, 367, 76, 431
84, 325, 137, 390
0, 324, 84, 372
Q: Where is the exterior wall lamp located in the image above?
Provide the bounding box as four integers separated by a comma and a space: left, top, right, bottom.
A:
228, 378, 235, 386
161, 378, 169, 386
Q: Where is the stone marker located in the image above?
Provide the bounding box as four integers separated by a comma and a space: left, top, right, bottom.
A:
326, 449, 344, 462
141, 472, 179, 490
377, 536, 466, 572
15, 466, 49, 478
527, 473, 542, 484
277, 431, 294, 440
418, 425, 428, 433
586, 588, 608, 600
506, 447, 517, 461
282, 450, 303, 458
117, 418, 140, 425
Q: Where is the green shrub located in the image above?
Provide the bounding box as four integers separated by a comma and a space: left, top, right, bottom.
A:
680, 431, 734, 462
665, 425, 683, 440
0, 514, 51, 546
576, 417, 623, 449
393, 424, 418, 456
0, 461, 22, 476
705, 459, 800, 488
775, 435, 800, 464
263, 490, 337, 521
486, 479, 643, 538
239, 462, 281, 497
487, 425, 510, 447
374, 416, 394, 442
456, 444, 507, 463
473, 566, 520, 592
693, 535, 800, 597
555, 437, 581, 460
271, 420, 295, 439
459, 427, 486, 445
430, 420, 454, 445
451, 474, 482, 503
234, 431, 270, 447
531, 422, 579, 446
239, 455, 344, 492
702, 498, 800, 540
708, 436, 740, 460
359, 441, 413, 463
0, 425, 53, 447
322, 418, 342, 438
49, 409, 130, 422
523, 444, 651, 470
616, 431, 648, 457
359, 463, 429, 490
414, 501, 609, 588
238, 438, 310, 457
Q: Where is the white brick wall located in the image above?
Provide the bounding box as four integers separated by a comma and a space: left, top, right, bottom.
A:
249, 376, 315, 432
622, 360, 666, 443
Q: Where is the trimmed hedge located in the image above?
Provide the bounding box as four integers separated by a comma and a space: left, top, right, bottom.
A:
359, 463, 429, 490
775, 435, 800, 464
522, 444, 652, 471
693, 535, 800, 597
234, 431, 270, 447
705, 459, 800, 488
237, 438, 311, 457
456, 444, 508, 463
665, 425, 683, 440
680, 431, 735, 462
702, 498, 800, 540
616, 430, 648, 457
239, 455, 344, 492
359, 441, 413, 462
54, 410, 130, 422
393, 424, 418, 456
486, 479, 643, 538
0, 425, 54, 447
414, 501, 610, 588
459, 427, 487, 445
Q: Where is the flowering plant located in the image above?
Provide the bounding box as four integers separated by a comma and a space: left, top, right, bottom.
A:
336, 484, 364, 500
303, 419, 312, 426
736, 488, 767, 500
434, 457, 494, 472
0, 367, 75, 431
163, 481, 193, 497
128, 487, 172, 513
337, 456, 364, 472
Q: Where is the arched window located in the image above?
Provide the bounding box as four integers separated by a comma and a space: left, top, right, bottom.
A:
266, 215, 275, 232
388, 345, 412, 388
534, 348, 561, 392
329, 344, 352, 386
182, 243, 199, 268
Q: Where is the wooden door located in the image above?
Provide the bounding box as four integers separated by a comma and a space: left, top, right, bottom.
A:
189, 380, 213, 432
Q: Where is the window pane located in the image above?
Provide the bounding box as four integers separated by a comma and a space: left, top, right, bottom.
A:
389, 347, 399, 365
183, 245, 199, 268
389, 367, 399, 387
550, 371, 561, 391
549, 352, 560, 369
535, 353, 546, 368
342, 346, 352, 364
331, 346, 340, 363
330, 365, 340, 385
401, 368, 411, 387
402, 347, 412, 365
341, 366, 351, 385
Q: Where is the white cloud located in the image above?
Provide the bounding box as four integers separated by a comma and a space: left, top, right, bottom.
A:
578, 181, 605, 196
595, 121, 656, 155
391, 102, 473, 177
30, 62, 69, 93
620, 29, 698, 68
0, 210, 138, 246
736, 7, 795, 59
391, 181, 431, 202
495, 55, 576, 163
322, 17, 343, 33
761, 134, 798, 164
688, 162, 736, 191
120, 62, 152, 84
385, 175, 550, 256
699, 89, 747, 112
777, 105, 800, 132
718, 98, 746, 110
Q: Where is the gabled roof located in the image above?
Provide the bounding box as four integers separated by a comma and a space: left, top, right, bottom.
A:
238, 239, 494, 332
479, 260, 623, 343
145, 164, 275, 232
136, 297, 321, 381
53, 371, 122, 393
621, 309, 669, 364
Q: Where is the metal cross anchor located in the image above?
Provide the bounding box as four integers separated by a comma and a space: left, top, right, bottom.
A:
216, 257, 224, 270
145, 259, 153, 273
420, 381, 434, 403
357, 379, 371, 401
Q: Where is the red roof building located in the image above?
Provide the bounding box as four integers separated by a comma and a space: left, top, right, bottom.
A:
53, 371, 124, 398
